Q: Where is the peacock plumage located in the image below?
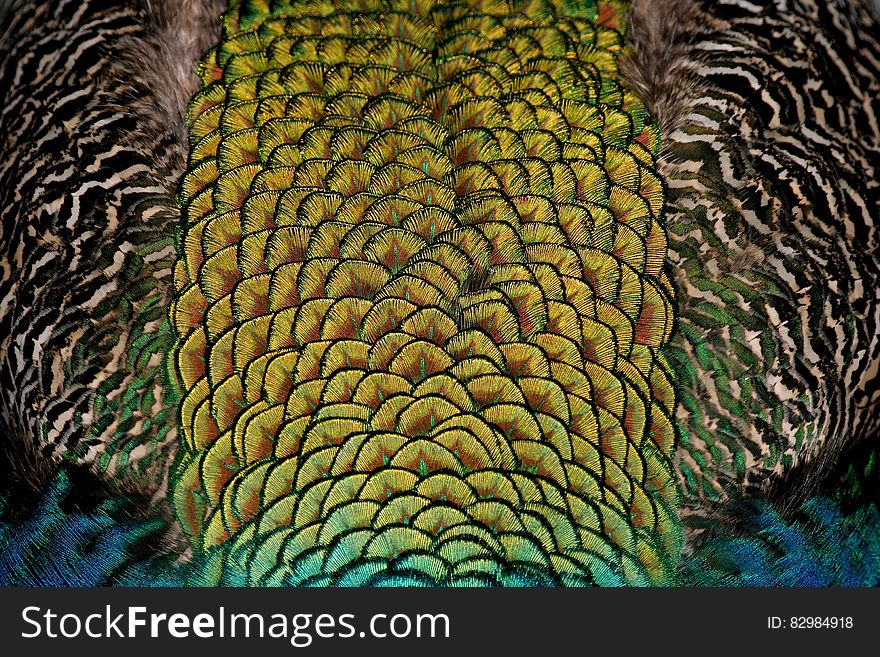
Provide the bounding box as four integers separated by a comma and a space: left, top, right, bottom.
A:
0, 0, 878, 587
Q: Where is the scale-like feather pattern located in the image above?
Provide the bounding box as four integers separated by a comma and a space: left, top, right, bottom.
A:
172, 0, 681, 585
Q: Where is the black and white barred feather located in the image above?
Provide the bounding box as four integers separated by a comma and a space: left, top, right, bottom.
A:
0, 1, 222, 504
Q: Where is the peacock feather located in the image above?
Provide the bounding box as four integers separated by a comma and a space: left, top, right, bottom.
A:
0, 0, 878, 587
170, 0, 681, 586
